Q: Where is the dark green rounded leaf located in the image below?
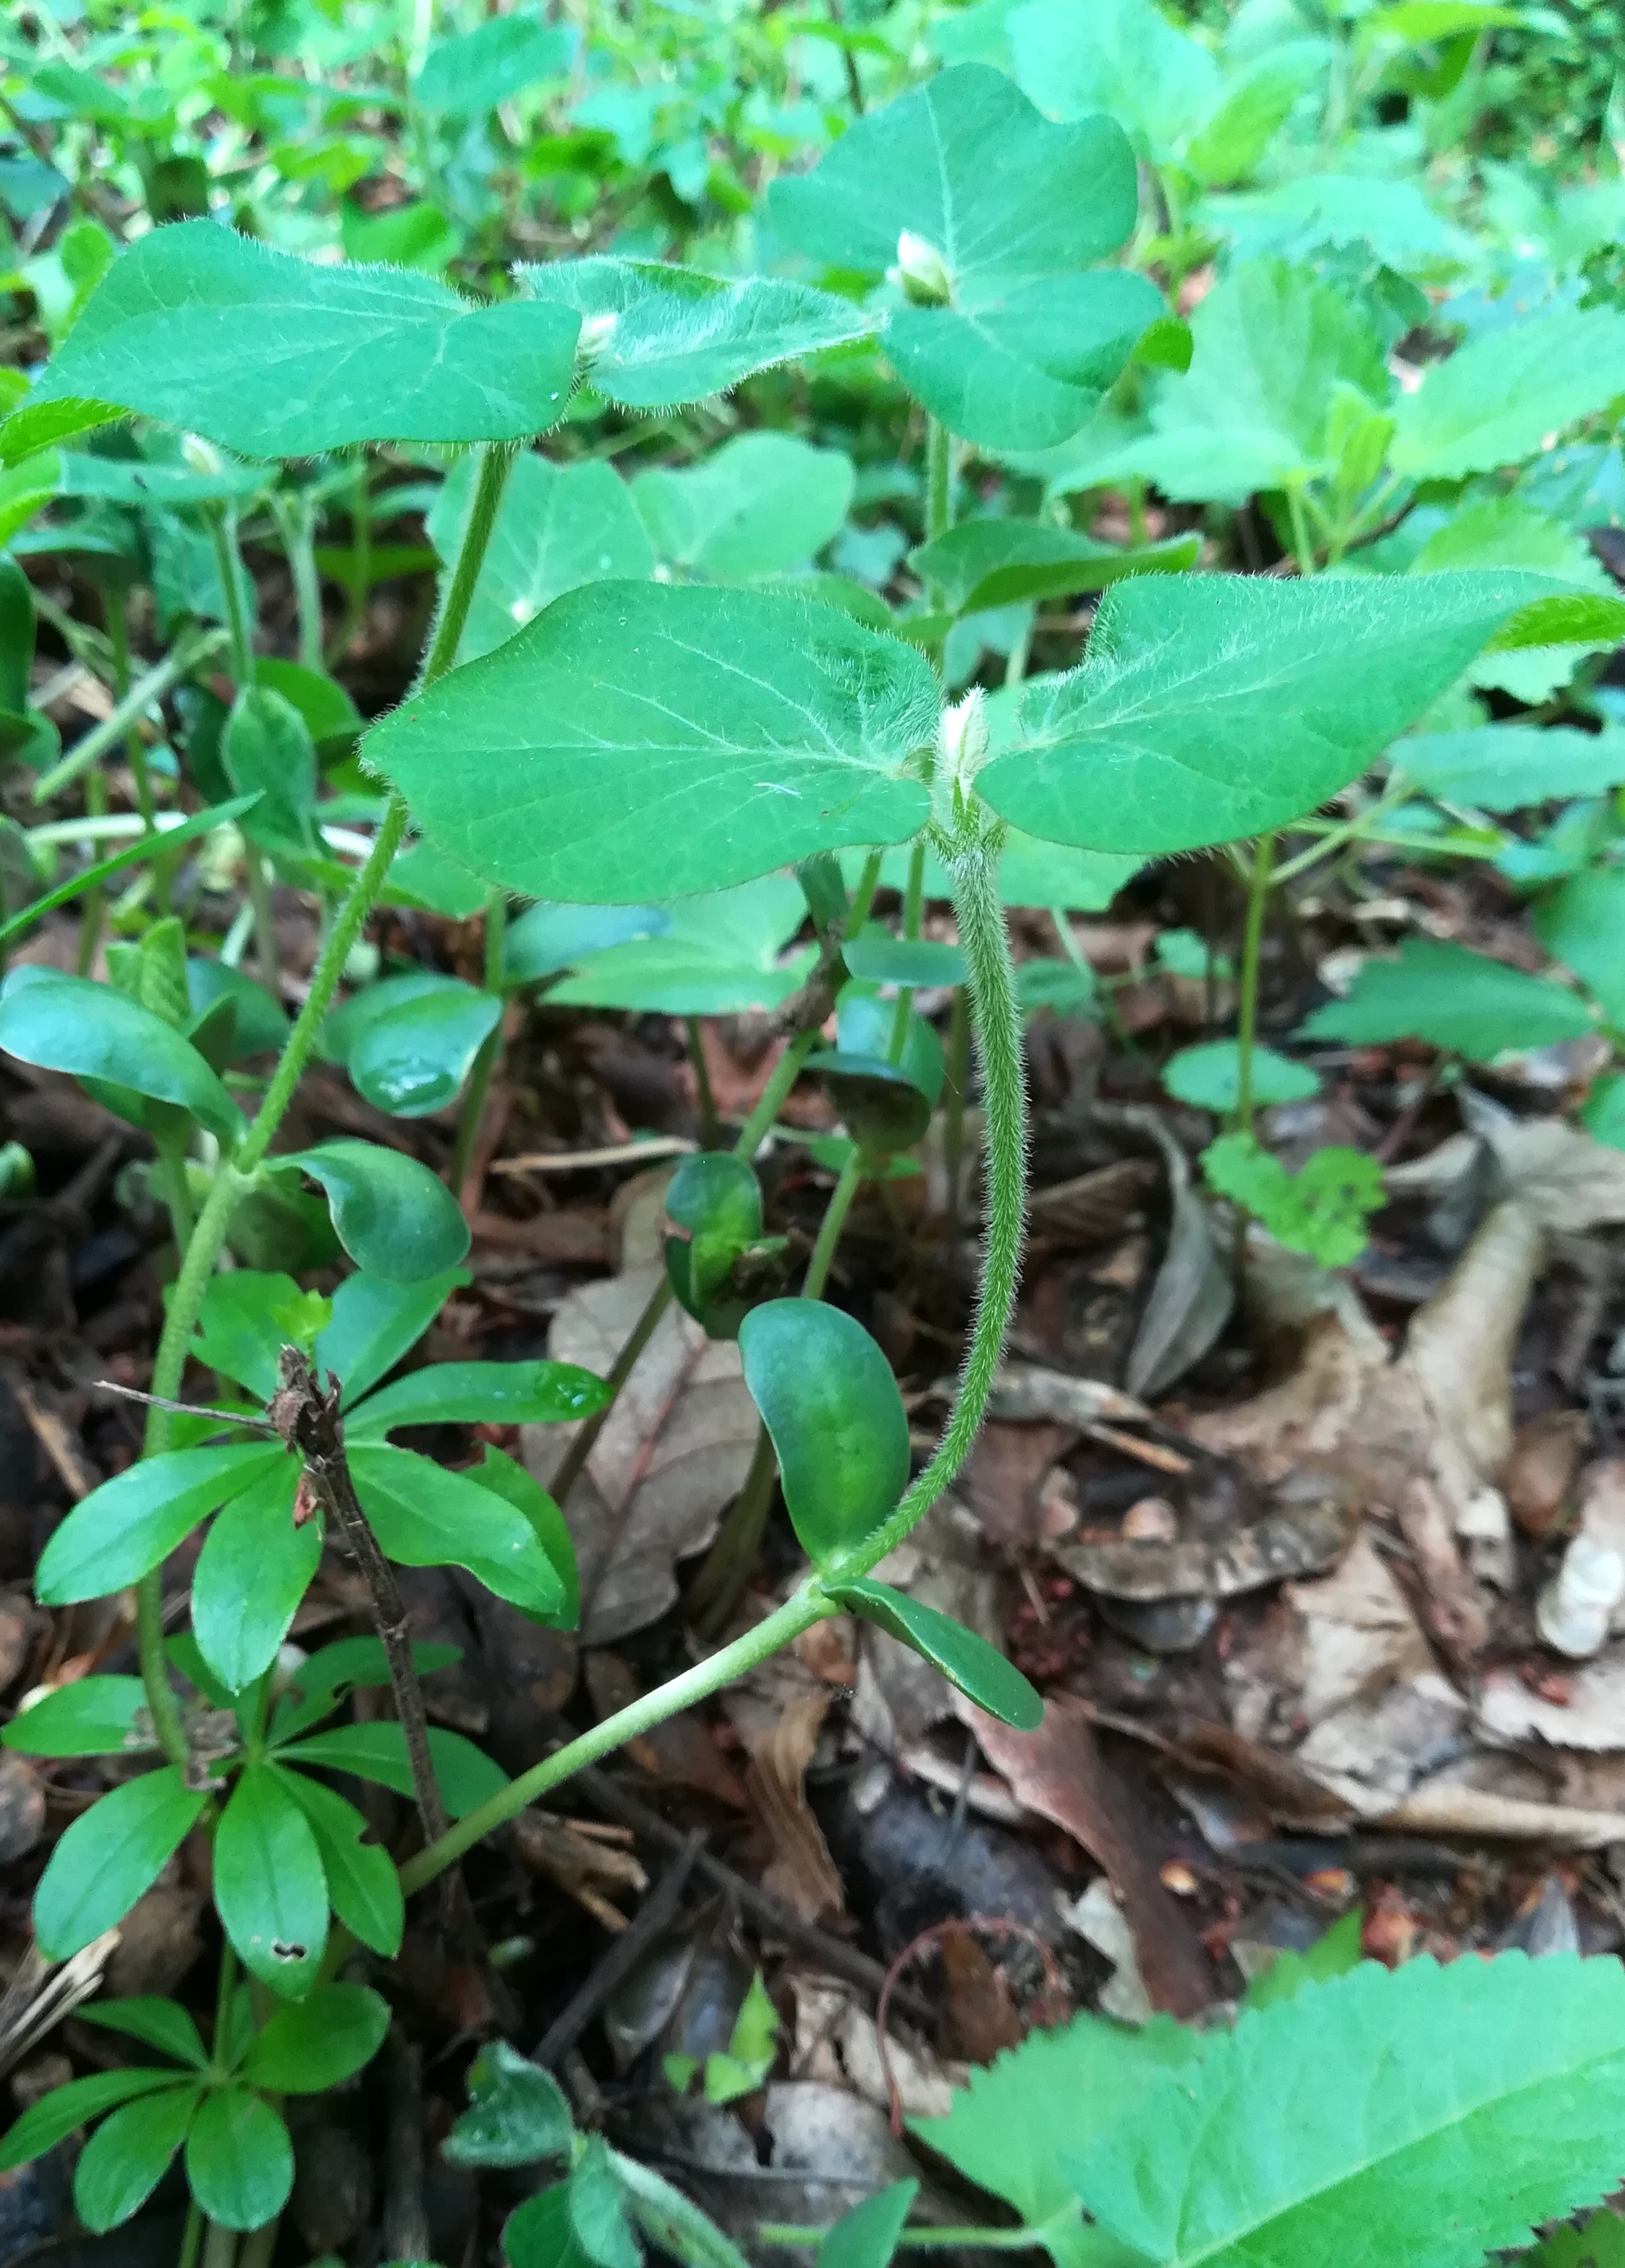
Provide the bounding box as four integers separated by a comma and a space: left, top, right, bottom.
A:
347, 1359, 608, 1440
349, 1441, 565, 1618
444, 2039, 574, 2167
363, 582, 937, 903
186, 958, 290, 1058
838, 985, 945, 1106
665, 1152, 768, 1331
35, 1442, 284, 1604
213, 1762, 327, 1999
242, 1982, 391, 2094
826, 1579, 1043, 1730
0, 967, 245, 1141
35, 1767, 208, 1961
806, 1054, 933, 1154
184, 2088, 294, 2232
274, 1140, 471, 1280
505, 2181, 593, 2268
3, 1673, 154, 1757
347, 982, 503, 1117
843, 932, 967, 988
571, 2138, 642, 2268
1297, 937, 1593, 1060
74, 2083, 200, 2233
738, 1301, 910, 1572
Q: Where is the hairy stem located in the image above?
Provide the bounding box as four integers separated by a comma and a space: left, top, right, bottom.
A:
104, 584, 158, 846
398, 828, 1026, 1900
1234, 830, 1276, 1137
245, 849, 281, 1003
417, 442, 517, 689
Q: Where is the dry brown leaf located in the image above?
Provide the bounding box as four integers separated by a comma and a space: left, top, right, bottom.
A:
513, 1809, 648, 1931
1183, 1312, 1387, 1482
1406, 1199, 1543, 1479
938, 1927, 1027, 2060
1282, 1532, 1435, 1728
1379, 1778, 1625, 1847
530, 1264, 758, 1642
789, 1972, 956, 2119
1294, 1671, 1469, 1817
965, 1695, 1211, 2018
745, 1692, 844, 1924
1479, 1652, 1625, 1751
1386, 1117, 1625, 1233
958, 1417, 1078, 1548
583, 1652, 749, 1807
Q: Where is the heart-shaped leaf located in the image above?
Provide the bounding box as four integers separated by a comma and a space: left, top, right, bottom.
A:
769, 63, 1158, 449
547, 876, 814, 1015
1389, 305, 1625, 483
826, 1577, 1043, 1729
632, 433, 854, 579
979, 570, 1558, 856
738, 1300, 910, 1572
912, 520, 1199, 615
272, 1140, 472, 1280
365, 582, 937, 901
520, 257, 872, 407
427, 450, 653, 664
23, 221, 582, 457
504, 899, 671, 985
0, 967, 245, 1142
412, 14, 574, 114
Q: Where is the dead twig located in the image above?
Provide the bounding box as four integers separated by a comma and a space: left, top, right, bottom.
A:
265, 1349, 448, 1848
533, 1831, 705, 2068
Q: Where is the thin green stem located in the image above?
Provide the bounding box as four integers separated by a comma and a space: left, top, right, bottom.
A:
75, 767, 109, 977
1285, 484, 1317, 579
417, 441, 517, 689
845, 849, 884, 938
802, 1150, 863, 1299
206, 506, 254, 688
398, 828, 1026, 1902
177, 2200, 203, 2268
684, 1419, 776, 1638
233, 2220, 279, 2268
1234, 830, 1276, 1137
545, 1273, 674, 1512
104, 584, 158, 843
758, 2226, 1040, 2252
925, 417, 954, 554
1271, 786, 1418, 885
270, 491, 324, 672
326, 455, 373, 666
155, 1137, 197, 1257
244, 851, 280, 1003
135, 1570, 188, 1770
451, 892, 507, 1197
687, 1015, 721, 1147
32, 632, 226, 804
200, 2220, 237, 2268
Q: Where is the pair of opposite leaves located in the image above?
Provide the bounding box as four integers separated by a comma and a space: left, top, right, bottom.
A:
11, 66, 1159, 462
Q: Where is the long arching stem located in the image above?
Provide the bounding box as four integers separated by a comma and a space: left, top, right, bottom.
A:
399, 819, 1026, 1898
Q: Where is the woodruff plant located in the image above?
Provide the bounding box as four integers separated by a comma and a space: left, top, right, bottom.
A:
0, 56, 1620, 2268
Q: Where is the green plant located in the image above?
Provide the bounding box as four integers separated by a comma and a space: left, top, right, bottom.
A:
759, 1940, 1625, 2267
7, 8, 1625, 2257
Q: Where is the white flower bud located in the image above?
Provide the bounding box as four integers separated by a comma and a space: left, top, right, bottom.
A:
933, 688, 991, 835
180, 431, 224, 478
576, 309, 619, 368
889, 229, 954, 307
